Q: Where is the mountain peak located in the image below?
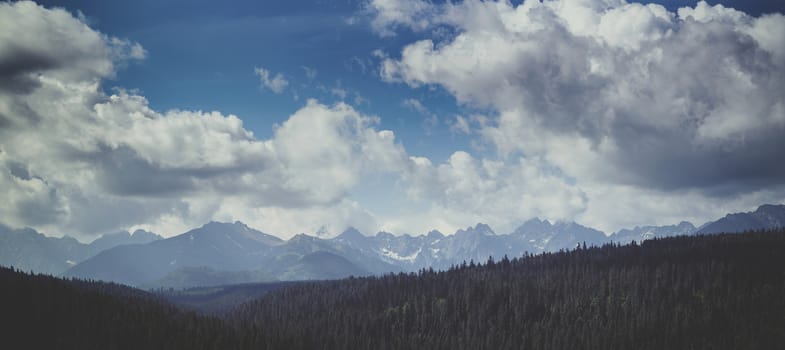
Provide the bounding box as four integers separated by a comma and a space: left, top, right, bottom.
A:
336, 227, 366, 240
376, 231, 395, 239
456, 223, 495, 236
474, 223, 493, 233
188, 221, 282, 246
552, 220, 581, 229
698, 204, 785, 235
676, 221, 696, 229
426, 230, 444, 239
199, 221, 259, 234
290, 233, 315, 242
513, 218, 553, 235
131, 229, 162, 241
526, 218, 551, 225
756, 204, 785, 214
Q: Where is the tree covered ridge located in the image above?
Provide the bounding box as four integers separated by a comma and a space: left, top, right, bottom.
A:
229, 230, 785, 349
2, 230, 785, 349
0, 266, 240, 349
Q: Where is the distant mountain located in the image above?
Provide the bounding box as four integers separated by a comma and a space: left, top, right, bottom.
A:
331, 228, 444, 270
328, 221, 605, 272
66, 222, 392, 287
265, 232, 401, 278
65, 221, 284, 286
510, 219, 606, 252
27, 203, 785, 288
87, 229, 162, 256
698, 204, 785, 234
277, 251, 368, 281
431, 223, 517, 269
0, 224, 85, 275
329, 224, 518, 272
0, 223, 161, 275
611, 221, 696, 245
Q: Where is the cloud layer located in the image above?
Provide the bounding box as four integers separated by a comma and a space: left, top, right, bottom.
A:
377, 0, 785, 192
0, 1, 409, 238
1, 1, 783, 239
371, 0, 785, 231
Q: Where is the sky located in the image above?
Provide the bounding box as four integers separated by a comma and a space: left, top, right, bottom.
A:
1, 0, 784, 240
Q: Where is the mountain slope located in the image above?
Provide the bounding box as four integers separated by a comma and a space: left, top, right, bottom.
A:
610, 221, 696, 244
0, 224, 85, 275
278, 251, 369, 280
86, 229, 162, 256
48, 204, 785, 287
65, 221, 283, 286
510, 219, 607, 252
0, 223, 161, 275
698, 204, 785, 234
66, 222, 392, 287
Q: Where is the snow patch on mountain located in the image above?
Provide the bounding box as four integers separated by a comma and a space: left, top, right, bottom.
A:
381, 247, 421, 262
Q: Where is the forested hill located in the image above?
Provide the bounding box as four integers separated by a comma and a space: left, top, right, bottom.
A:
0, 267, 240, 349
2, 230, 785, 349
230, 230, 785, 349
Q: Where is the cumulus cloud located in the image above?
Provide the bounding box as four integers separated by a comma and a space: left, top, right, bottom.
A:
2, 0, 782, 240
575, 182, 785, 233
0, 1, 409, 238
365, 0, 439, 37
401, 152, 588, 234
376, 0, 785, 193
254, 67, 289, 93
369, 0, 785, 231
449, 115, 471, 134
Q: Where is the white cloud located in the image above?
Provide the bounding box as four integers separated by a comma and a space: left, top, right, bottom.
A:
331, 87, 348, 99
400, 152, 588, 234
0, 1, 411, 238
372, 0, 785, 231
268, 99, 407, 205
1, 78, 407, 237
254, 67, 289, 93
449, 115, 471, 134
365, 0, 437, 37
1, 0, 782, 241
402, 98, 438, 131
575, 183, 785, 234
0, 1, 142, 94
402, 98, 428, 115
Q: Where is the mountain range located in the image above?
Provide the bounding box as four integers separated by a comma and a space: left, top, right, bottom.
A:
3, 204, 784, 288
0, 223, 161, 275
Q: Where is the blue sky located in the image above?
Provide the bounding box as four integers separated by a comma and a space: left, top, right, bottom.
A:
37, 0, 471, 161
1, 0, 784, 239
35, 0, 779, 160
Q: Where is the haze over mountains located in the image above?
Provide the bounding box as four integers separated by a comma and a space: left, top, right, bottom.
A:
3, 204, 785, 288
0, 224, 161, 275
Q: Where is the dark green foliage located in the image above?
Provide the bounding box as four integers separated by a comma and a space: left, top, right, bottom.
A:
0, 267, 240, 349
2, 230, 785, 349
229, 230, 785, 349
159, 280, 306, 314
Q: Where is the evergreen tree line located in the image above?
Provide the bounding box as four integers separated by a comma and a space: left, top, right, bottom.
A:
0, 266, 241, 349
2, 230, 785, 349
